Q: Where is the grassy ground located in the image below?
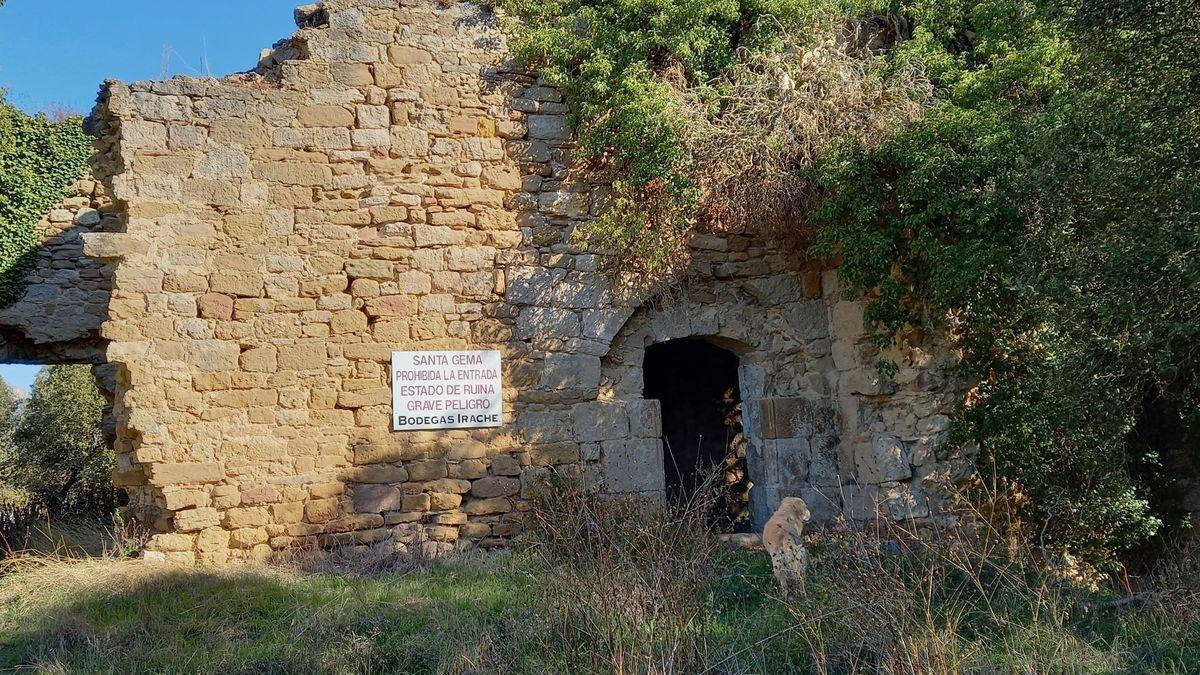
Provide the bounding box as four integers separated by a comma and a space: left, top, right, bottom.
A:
0, 552, 795, 673
1, 484, 1197, 674
0, 553, 542, 673
0, 547, 1195, 674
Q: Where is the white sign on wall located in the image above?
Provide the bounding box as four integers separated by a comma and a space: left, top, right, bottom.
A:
391, 350, 503, 431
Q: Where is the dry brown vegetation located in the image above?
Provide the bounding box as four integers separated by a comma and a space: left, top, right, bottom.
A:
686, 24, 931, 239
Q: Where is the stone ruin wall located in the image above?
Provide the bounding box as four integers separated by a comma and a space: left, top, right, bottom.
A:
0, 178, 114, 365
53, 0, 971, 563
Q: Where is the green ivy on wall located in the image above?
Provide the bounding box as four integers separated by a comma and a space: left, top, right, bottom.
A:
0, 98, 93, 307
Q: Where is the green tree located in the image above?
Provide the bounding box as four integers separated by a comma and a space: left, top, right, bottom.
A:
0, 375, 15, 453
808, 0, 1199, 561
3, 366, 113, 516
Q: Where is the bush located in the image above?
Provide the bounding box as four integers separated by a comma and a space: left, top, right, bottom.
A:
522, 473, 736, 671
0, 377, 16, 454
786, 498, 1200, 672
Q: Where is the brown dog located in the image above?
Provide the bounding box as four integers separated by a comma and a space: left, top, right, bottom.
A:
762, 497, 811, 596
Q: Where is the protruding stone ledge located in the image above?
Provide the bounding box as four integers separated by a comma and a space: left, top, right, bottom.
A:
81, 232, 148, 260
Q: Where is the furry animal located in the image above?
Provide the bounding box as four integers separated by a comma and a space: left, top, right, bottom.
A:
762, 497, 811, 595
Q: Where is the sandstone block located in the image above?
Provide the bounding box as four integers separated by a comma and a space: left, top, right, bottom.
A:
515, 307, 580, 340
539, 191, 589, 218
121, 120, 168, 149
352, 128, 391, 149
345, 259, 395, 280
428, 492, 462, 510
452, 459, 488, 480
353, 485, 403, 513
841, 485, 881, 521
345, 464, 408, 483
298, 105, 354, 127
240, 485, 281, 506
163, 489, 208, 511
211, 485, 241, 509
540, 353, 601, 393
391, 127, 429, 156
526, 115, 569, 141
198, 294, 234, 320
240, 346, 278, 373
149, 533, 194, 553
196, 527, 231, 552
252, 162, 331, 187
445, 440, 488, 461
81, 233, 148, 260
857, 435, 912, 483
337, 388, 391, 408
311, 482, 346, 499
331, 309, 368, 334
225, 507, 269, 529
388, 46, 432, 64
460, 522, 492, 539
527, 443, 580, 467
210, 271, 263, 297
278, 343, 327, 370
230, 528, 269, 549
627, 399, 663, 438
602, 439, 665, 493
188, 341, 241, 372
407, 460, 447, 481
174, 507, 221, 532
470, 477, 520, 499
573, 402, 630, 442
402, 493, 431, 512
491, 454, 523, 476
306, 498, 340, 523
463, 497, 511, 516
151, 462, 225, 486
271, 502, 305, 524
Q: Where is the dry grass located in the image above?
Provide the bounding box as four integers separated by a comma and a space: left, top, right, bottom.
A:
685, 20, 931, 238
1, 515, 149, 560
782, 490, 1200, 674
522, 473, 740, 673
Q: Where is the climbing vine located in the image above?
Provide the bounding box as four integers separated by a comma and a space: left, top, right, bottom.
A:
0, 96, 92, 307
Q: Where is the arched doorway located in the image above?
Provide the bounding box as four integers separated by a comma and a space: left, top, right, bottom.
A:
643, 339, 751, 531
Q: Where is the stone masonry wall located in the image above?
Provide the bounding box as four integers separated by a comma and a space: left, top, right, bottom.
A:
0, 177, 115, 364
81, 0, 968, 563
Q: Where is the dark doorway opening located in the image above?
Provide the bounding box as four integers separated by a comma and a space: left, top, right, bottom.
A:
643, 339, 751, 532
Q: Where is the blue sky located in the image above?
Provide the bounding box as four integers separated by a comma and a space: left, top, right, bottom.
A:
0, 1, 299, 392
0, 0, 299, 115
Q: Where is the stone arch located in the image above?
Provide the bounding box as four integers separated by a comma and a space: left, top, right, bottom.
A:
596, 282, 837, 528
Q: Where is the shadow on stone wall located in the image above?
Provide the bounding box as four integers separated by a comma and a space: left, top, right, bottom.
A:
0, 179, 115, 366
